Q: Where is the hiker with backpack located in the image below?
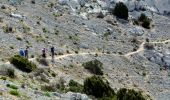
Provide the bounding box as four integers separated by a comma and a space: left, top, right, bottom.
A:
19, 48, 25, 57
42, 48, 46, 58
50, 46, 55, 62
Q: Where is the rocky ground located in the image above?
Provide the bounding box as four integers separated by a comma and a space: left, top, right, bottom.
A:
0, 0, 170, 100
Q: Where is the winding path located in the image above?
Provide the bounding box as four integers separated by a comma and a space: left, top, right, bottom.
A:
1, 39, 170, 66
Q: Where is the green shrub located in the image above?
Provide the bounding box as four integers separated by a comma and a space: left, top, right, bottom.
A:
138, 13, 151, 29
3, 25, 14, 33
23, 24, 30, 33
68, 80, 83, 93
36, 58, 49, 66
6, 68, 15, 78
117, 88, 146, 100
138, 13, 147, 22
99, 96, 117, 100
41, 78, 65, 92
0, 76, 6, 80
42, 27, 48, 33
82, 59, 103, 75
16, 36, 22, 41
9, 90, 20, 97
6, 84, 18, 90
44, 92, 51, 97
113, 2, 128, 20
84, 76, 115, 98
41, 85, 56, 92
9, 55, 37, 72
142, 19, 151, 29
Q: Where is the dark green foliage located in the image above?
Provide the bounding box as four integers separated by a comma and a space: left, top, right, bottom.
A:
117, 88, 146, 100
6, 68, 15, 78
9, 90, 20, 97
144, 43, 154, 50
68, 80, 83, 93
138, 13, 151, 29
138, 13, 147, 22
142, 19, 151, 29
41, 85, 56, 92
84, 76, 115, 98
82, 59, 103, 75
9, 55, 37, 72
113, 2, 128, 20
6, 84, 18, 90
99, 97, 116, 100
44, 92, 51, 97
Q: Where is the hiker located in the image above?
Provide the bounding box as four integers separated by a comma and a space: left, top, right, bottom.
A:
19, 48, 25, 57
25, 47, 28, 59
42, 48, 46, 58
50, 46, 55, 62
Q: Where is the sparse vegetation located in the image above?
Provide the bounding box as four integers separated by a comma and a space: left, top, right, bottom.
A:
144, 43, 154, 50
42, 27, 48, 33
137, 13, 151, 29
41, 85, 56, 92
44, 92, 51, 97
35, 35, 45, 42
9, 55, 37, 72
117, 88, 146, 100
41, 77, 66, 93
9, 90, 20, 97
7, 84, 18, 90
84, 76, 115, 98
68, 80, 83, 93
6, 68, 15, 78
36, 57, 49, 66
16, 36, 22, 41
82, 59, 103, 75
3, 25, 14, 33
53, 12, 62, 17
23, 24, 31, 33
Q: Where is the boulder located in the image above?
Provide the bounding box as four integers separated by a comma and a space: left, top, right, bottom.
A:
128, 26, 144, 36
58, 0, 68, 5
63, 92, 89, 100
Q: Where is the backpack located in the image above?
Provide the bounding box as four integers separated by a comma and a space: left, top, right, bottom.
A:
19, 49, 25, 56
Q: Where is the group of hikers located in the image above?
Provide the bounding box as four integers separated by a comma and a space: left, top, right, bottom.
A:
19, 46, 55, 61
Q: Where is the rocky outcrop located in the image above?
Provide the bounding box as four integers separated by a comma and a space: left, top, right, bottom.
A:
62, 92, 89, 100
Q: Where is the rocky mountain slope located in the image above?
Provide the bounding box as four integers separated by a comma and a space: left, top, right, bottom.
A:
0, 0, 170, 100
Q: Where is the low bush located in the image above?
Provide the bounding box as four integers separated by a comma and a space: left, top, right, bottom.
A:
117, 88, 146, 100
82, 59, 103, 75
142, 19, 151, 29
9, 55, 37, 72
44, 92, 51, 97
84, 76, 115, 98
113, 2, 128, 20
9, 90, 20, 97
5, 68, 15, 78
6, 84, 18, 90
41, 78, 66, 92
41, 85, 56, 92
68, 80, 83, 93
138, 13, 151, 29
144, 43, 154, 50
36, 58, 49, 66
3, 25, 14, 33
138, 13, 147, 22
